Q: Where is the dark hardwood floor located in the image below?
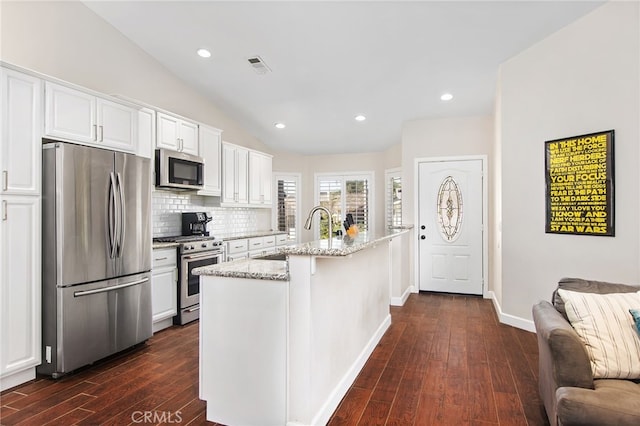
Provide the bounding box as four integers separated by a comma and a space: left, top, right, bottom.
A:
1, 293, 548, 425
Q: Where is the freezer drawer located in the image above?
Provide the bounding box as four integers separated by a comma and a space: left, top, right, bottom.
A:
38, 272, 152, 377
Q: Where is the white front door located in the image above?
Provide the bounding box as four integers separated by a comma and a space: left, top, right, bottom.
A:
418, 159, 484, 295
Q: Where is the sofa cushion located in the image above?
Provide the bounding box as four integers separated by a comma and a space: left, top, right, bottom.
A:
558, 289, 640, 379
553, 277, 640, 320
556, 380, 640, 426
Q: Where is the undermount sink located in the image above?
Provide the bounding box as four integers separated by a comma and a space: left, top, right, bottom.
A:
254, 253, 287, 261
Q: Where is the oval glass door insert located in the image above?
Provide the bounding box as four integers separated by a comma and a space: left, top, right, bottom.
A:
437, 176, 463, 242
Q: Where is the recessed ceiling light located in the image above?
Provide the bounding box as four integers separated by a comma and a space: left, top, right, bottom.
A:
440, 93, 453, 101
354, 114, 366, 121
274, 122, 286, 129
197, 48, 211, 58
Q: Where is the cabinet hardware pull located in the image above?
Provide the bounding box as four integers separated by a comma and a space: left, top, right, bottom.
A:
2, 170, 7, 191
99, 125, 104, 142
2, 200, 6, 221
93, 124, 98, 141
155, 257, 168, 261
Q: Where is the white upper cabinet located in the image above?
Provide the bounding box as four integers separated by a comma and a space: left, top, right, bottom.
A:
96, 98, 137, 152
198, 125, 222, 196
248, 151, 273, 207
45, 82, 95, 143
44, 82, 137, 153
1, 68, 42, 196
156, 111, 199, 156
222, 142, 249, 205
137, 107, 155, 159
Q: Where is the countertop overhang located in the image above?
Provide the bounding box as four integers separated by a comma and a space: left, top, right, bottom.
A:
193, 227, 412, 280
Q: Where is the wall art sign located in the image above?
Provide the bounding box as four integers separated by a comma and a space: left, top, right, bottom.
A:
545, 130, 614, 236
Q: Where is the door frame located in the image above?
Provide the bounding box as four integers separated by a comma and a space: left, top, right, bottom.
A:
414, 155, 489, 297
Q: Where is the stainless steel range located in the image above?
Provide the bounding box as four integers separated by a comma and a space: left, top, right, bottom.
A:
154, 234, 224, 325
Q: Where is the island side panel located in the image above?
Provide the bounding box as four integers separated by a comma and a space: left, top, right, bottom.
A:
199, 276, 288, 426
288, 242, 392, 425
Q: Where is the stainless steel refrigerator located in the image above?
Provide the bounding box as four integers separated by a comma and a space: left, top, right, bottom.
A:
39, 141, 152, 378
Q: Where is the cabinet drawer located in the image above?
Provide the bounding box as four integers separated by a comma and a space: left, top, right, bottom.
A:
248, 237, 264, 250
227, 253, 248, 262
263, 235, 276, 247
275, 234, 288, 245
152, 248, 177, 269
227, 239, 249, 254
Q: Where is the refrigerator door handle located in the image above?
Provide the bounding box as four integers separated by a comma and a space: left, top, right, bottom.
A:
73, 277, 150, 297
108, 172, 118, 258
116, 172, 126, 257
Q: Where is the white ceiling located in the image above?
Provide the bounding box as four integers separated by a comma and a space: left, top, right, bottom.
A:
84, 1, 603, 155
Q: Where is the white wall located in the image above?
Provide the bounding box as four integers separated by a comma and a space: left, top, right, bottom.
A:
497, 1, 640, 321
0, 1, 268, 153
401, 115, 494, 293
272, 144, 401, 242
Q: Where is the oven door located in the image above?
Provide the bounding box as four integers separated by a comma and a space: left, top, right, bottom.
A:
180, 251, 223, 309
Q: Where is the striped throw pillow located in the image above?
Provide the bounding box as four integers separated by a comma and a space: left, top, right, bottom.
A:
557, 289, 640, 379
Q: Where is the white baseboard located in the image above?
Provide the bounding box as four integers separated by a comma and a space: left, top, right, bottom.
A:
486, 291, 535, 333
390, 285, 414, 306
310, 314, 392, 426
0, 367, 36, 392
152, 317, 173, 334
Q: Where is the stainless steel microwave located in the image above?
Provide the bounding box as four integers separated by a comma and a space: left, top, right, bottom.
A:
155, 149, 204, 191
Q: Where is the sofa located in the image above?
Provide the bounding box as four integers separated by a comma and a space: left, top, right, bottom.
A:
532, 277, 640, 426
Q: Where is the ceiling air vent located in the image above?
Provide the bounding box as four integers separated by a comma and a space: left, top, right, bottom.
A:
247, 56, 271, 74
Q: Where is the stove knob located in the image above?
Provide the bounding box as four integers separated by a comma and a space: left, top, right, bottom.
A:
202, 243, 207, 248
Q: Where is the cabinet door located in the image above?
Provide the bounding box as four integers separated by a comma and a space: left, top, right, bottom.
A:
179, 120, 199, 156
261, 154, 273, 204
1, 68, 42, 196
236, 147, 249, 204
0, 196, 41, 377
151, 268, 177, 323
222, 143, 236, 203
156, 112, 180, 150
45, 82, 96, 143
97, 98, 136, 153
198, 126, 222, 196
137, 108, 155, 159
249, 151, 273, 206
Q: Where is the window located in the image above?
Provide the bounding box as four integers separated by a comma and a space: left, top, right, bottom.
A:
385, 168, 402, 229
315, 172, 374, 239
273, 173, 300, 242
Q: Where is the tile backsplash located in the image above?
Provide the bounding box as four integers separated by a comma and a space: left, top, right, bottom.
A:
152, 190, 271, 238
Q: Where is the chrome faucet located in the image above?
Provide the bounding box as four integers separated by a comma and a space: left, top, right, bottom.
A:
304, 205, 333, 245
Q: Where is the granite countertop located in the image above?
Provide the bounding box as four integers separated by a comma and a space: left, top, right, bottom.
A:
220, 231, 288, 241
277, 228, 411, 257
193, 229, 410, 280
193, 258, 289, 281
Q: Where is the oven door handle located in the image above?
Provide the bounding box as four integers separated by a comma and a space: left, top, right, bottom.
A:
183, 252, 222, 261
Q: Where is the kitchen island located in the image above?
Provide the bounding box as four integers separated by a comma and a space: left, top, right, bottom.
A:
194, 229, 410, 426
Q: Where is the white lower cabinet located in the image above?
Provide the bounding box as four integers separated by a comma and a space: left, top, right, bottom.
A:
151, 248, 178, 333
225, 238, 249, 262
0, 196, 41, 391
225, 234, 286, 261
